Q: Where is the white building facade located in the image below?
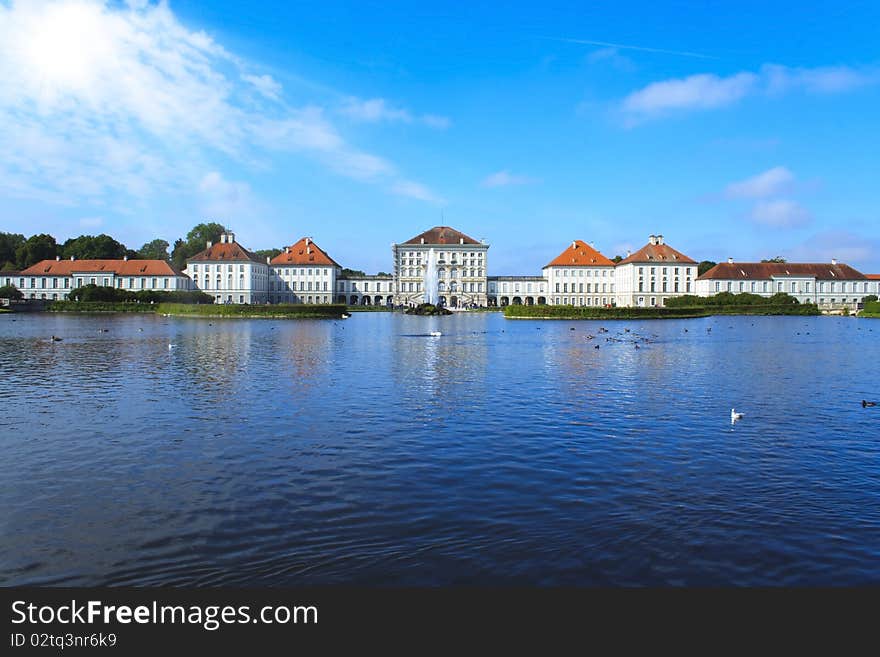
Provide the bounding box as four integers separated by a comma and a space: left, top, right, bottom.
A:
696, 259, 879, 310
269, 237, 341, 305
14, 257, 191, 300
542, 240, 616, 307
614, 235, 697, 308
392, 227, 489, 307
185, 232, 268, 304
487, 277, 547, 306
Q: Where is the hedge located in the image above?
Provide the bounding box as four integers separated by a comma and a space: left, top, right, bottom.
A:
504, 305, 710, 320
666, 292, 801, 307
47, 301, 157, 312
156, 303, 347, 319
68, 284, 213, 304
861, 300, 880, 317
503, 303, 820, 319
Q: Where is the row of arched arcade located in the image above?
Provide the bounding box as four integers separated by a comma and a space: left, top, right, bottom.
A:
488, 296, 547, 307
337, 294, 395, 306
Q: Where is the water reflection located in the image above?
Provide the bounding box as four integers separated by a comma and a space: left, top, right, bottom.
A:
1, 312, 879, 586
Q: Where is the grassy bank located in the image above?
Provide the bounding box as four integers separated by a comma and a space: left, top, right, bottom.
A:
346, 305, 394, 312
705, 304, 820, 316
503, 303, 820, 319
504, 305, 711, 320
47, 301, 157, 313
156, 303, 346, 319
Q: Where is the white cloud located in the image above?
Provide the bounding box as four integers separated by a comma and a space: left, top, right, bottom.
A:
621, 64, 878, 122
242, 73, 282, 101
79, 216, 104, 228
340, 97, 450, 129
622, 72, 758, 119
342, 98, 411, 123
482, 170, 538, 188
725, 166, 795, 199
749, 199, 812, 228
421, 114, 451, 129
0, 0, 438, 206
391, 180, 443, 203
763, 64, 876, 95
587, 47, 635, 71
783, 230, 880, 268
198, 171, 259, 219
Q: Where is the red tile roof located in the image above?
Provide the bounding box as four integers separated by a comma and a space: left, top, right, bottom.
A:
20, 259, 184, 277
866, 274, 880, 280
698, 262, 866, 280
188, 240, 263, 264
544, 240, 614, 268
270, 237, 340, 267
403, 226, 481, 245
618, 241, 696, 265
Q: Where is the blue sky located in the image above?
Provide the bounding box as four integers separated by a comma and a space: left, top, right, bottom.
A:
1, 0, 878, 274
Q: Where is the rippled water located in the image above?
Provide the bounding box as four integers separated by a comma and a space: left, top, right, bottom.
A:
1, 312, 879, 586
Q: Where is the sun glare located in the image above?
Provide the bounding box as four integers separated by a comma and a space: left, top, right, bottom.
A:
21, 1, 115, 93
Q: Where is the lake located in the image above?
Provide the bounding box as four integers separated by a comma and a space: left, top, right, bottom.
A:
1, 311, 878, 586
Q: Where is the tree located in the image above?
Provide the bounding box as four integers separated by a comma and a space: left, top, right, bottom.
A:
340, 268, 366, 278
0, 284, 23, 300
137, 239, 170, 261
171, 222, 227, 270
15, 234, 58, 269
761, 257, 787, 263
611, 255, 623, 263
376, 271, 391, 277
253, 248, 282, 262
698, 260, 717, 276
0, 232, 25, 270
61, 234, 129, 260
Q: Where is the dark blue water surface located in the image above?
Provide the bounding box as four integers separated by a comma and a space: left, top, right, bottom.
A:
1, 311, 879, 586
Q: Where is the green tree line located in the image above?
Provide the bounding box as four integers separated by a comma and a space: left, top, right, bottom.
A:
0, 222, 239, 271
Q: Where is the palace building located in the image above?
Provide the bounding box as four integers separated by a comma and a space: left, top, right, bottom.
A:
695, 259, 880, 311
14, 256, 190, 300
392, 226, 489, 307
185, 232, 268, 304
543, 240, 616, 307
269, 237, 341, 305
7, 225, 878, 311
613, 234, 698, 308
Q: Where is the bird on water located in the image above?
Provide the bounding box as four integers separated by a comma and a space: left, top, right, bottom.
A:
863, 400, 877, 408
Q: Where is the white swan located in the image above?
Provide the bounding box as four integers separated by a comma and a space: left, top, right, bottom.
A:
731, 408, 744, 423
429, 331, 442, 337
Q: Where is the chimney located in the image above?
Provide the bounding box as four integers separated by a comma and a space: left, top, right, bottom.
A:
626, 250, 631, 258
266, 257, 271, 264
656, 235, 664, 245
648, 235, 657, 245
56, 256, 60, 261
206, 240, 213, 249
124, 255, 128, 261
572, 241, 577, 249
306, 237, 310, 246
728, 257, 734, 264
831, 258, 838, 265
70, 255, 75, 261
420, 237, 425, 244
459, 238, 464, 244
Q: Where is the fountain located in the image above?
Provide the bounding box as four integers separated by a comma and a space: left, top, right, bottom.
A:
423, 248, 439, 305
405, 248, 450, 315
